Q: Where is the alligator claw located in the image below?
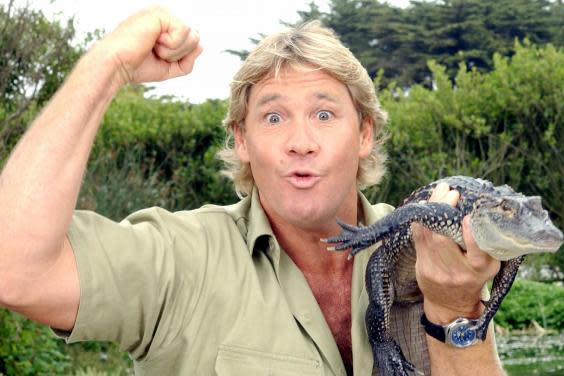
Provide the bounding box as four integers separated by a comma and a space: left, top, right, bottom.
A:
463, 317, 488, 342
322, 220, 370, 256
473, 320, 489, 341
374, 341, 420, 376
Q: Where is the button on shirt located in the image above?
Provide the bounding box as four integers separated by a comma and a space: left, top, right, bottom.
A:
60, 188, 431, 375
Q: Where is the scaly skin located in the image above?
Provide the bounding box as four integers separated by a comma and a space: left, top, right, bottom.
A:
324, 176, 563, 376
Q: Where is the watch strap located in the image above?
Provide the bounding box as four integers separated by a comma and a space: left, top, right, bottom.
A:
420, 313, 446, 342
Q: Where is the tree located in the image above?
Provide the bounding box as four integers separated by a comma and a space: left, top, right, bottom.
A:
0, 0, 82, 159
282, 0, 564, 88
418, 0, 560, 84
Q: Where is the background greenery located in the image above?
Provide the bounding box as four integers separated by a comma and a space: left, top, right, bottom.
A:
0, 0, 562, 374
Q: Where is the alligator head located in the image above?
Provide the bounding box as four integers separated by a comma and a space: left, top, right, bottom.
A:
469, 192, 563, 260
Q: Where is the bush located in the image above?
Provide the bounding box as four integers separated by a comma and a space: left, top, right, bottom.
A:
366, 41, 564, 275
78, 87, 237, 220
370, 41, 563, 209
65, 341, 132, 375
495, 279, 564, 331
0, 309, 71, 375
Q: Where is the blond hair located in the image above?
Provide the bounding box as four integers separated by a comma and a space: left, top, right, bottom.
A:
218, 21, 387, 196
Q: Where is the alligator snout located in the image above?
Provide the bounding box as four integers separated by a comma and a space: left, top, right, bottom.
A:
541, 226, 564, 249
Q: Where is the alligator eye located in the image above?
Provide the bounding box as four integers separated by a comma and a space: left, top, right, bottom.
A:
500, 200, 515, 212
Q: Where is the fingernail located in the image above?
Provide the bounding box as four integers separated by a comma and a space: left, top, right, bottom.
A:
436, 182, 449, 197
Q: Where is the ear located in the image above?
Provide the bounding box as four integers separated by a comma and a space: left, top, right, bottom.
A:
358, 117, 373, 158
233, 124, 250, 163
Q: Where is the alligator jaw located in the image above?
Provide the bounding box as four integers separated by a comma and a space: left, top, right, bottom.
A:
470, 215, 563, 261
469, 193, 563, 260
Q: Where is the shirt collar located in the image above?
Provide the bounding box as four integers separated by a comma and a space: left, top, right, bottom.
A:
228, 187, 390, 256
224, 186, 276, 256
358, 191, 390, 226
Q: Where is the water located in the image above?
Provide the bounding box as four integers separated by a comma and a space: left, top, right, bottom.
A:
497, 333, 564, 375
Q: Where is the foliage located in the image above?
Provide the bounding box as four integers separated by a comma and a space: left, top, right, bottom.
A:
65, 342, 132, 375
237, 0, 563, 90
77, 86, 237, 220
495, 279, 564, 331
356, 0, 561, 88
0, 308, 132, 375
0, 309, 71, 375
0, 0, 82, 159
364, 41, 564, 273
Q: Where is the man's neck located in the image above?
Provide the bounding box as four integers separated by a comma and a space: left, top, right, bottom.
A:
262, 202, 360, 278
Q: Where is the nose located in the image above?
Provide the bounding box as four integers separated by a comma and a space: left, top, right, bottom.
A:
285, 120, 320, 156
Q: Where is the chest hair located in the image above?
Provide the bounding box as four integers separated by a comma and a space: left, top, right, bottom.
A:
305, 272, 353, 375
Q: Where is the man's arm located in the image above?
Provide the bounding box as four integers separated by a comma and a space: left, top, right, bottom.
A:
414, 183, 505, 375
0, 6, 202, 331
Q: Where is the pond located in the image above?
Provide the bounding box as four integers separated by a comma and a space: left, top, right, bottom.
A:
498, 333, 564, 375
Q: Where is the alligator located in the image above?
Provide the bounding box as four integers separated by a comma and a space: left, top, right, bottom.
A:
323, 176, 563, 376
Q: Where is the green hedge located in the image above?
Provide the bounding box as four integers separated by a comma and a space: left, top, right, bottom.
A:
496, 279, 564, 331
369, 41, 563, 217
78, 88, 237, 220
366, 41, 563, 273
0, 310, 70, 375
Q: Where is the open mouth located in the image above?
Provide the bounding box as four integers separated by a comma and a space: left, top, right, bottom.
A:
286, 172, 320, 188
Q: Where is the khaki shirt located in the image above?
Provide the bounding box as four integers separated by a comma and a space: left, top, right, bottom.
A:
62, 188, 431, 375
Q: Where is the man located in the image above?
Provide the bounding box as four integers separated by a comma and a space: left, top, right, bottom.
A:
0, 6, 505, 375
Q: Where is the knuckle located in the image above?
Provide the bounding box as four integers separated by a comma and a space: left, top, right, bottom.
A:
188, 29, 200, 45
485, 260, 501, 278
180, 24, 191, 36
469, 252, 498, 274
469, 256, 489, 271
434, 272, 452, 287
430, 233, 453, 250
149, 4, 168, 13
417, 263, 448, 286
174, 25, 191, 46
454, 273, 473, 287
154, 44, 169, 59
145, 4, 168, 18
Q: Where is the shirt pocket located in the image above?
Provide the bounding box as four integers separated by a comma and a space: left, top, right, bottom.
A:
215, 344, 322, 376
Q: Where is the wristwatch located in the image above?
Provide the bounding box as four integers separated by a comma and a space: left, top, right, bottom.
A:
420, 313, 479, 348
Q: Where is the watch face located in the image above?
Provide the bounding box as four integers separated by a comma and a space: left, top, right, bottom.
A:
447, 319, 478, 348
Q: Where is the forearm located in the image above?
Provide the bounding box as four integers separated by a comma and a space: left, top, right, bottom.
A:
0, 43, 123, 284
425, 302, 506, 375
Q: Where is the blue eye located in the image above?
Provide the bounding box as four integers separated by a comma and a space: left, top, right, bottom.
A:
317, 110, 332, 121
266, 113, 281, 124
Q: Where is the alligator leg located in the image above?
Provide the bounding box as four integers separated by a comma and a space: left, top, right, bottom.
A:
324, 203, 464, 257
366, 235, 419, 376
472, 256, 525, 340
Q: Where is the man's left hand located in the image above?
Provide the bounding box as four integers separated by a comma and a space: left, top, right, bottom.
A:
412, 183, 501, 323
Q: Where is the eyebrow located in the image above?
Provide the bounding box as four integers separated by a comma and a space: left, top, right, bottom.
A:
314, 92, 341, 104
255, 92, 341, 108
256, 94, 285, 108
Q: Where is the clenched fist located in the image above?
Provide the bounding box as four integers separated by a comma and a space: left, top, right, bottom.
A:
95, 5, 203, 86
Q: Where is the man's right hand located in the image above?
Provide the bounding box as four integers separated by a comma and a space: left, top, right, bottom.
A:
97, 5, 203, 87
0, 6, 202, 331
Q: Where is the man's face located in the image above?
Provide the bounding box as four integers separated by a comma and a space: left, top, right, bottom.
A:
234, 66, 373, 230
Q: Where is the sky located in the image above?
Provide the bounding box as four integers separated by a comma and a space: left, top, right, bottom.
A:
18, 0, 410, 103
